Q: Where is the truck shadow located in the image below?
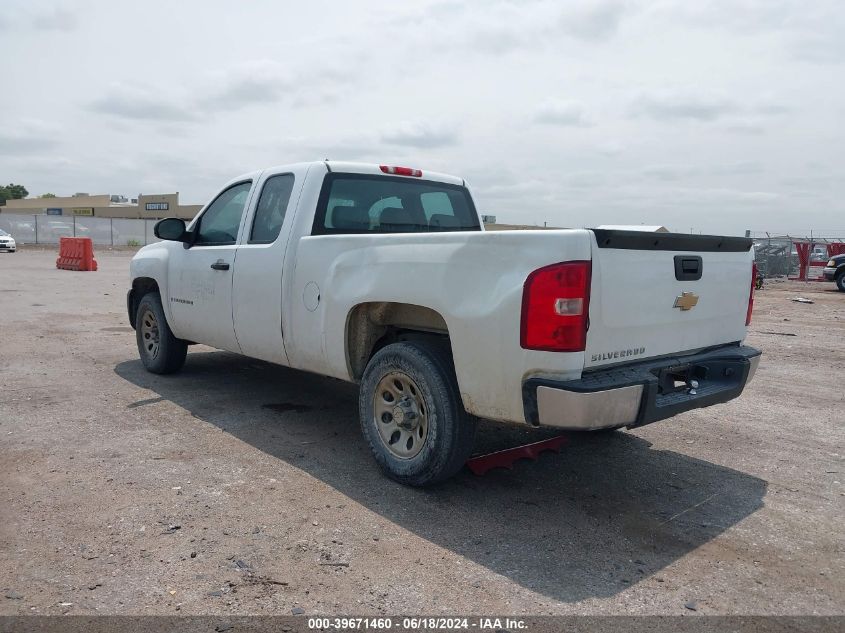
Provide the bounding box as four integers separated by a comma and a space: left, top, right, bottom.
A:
114, 351, 766, 603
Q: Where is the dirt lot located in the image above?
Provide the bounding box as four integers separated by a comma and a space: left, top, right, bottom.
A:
0, 247, 842, 616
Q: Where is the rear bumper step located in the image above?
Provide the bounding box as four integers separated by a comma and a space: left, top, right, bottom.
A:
523, 344, 761, 430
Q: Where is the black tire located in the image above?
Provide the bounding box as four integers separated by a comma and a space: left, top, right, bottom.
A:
359, 341, 476, 487
135, 292, 187, 374
836, 272, 845, 292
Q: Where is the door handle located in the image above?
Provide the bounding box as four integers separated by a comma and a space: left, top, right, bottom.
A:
210, 261, 230, 271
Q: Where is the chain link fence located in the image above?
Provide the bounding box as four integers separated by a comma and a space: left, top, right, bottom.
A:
0, 213, 161, 247
749, 232, 844, 279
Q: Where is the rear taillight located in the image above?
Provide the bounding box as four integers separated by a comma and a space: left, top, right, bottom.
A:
521, 261, 591, 352
746, 261, 757, 325
379, 165, 422, 177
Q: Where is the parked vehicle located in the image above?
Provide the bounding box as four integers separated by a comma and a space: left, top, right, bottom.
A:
128, 161, 761, 485
823, 255, 845, 291
0, 229, 16, 252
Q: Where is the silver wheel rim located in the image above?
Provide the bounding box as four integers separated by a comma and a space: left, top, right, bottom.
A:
373, 371, 429, 460
140, 308, 161, 360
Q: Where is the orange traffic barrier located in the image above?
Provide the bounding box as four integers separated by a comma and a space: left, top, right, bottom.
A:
56, 237, 98, 271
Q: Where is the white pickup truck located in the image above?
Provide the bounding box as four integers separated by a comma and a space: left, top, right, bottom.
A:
128, 161, 761, 486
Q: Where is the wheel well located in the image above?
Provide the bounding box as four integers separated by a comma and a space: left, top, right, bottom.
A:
129, 277, 160, 329
133, 277, 160, 296
346, 302, 452, 381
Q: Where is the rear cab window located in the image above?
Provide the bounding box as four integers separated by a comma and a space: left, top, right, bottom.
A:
312, 173, 480, 235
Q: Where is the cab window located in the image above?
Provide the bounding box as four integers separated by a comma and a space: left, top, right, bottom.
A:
249, 174, 295, 244
313, 174, 480, 234
195, 181, 252, 245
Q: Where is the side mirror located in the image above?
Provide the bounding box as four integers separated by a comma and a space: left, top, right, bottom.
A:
154, 218, 188, 242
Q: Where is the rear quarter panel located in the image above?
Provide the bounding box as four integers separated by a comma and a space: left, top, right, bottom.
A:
287, 229, 592, 423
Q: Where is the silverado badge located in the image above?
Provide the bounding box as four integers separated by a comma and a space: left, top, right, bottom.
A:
673, 291, 699, 311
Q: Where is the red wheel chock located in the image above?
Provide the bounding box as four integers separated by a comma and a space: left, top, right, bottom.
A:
465, 435, 568, 476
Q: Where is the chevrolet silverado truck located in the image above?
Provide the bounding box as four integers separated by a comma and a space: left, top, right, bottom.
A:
128, 161, 761, 486
823, 254, 845, 291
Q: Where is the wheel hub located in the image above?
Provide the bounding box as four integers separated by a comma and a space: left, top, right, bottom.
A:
393, 396, 420, 431
140, 308, 161, 360
373, 372, 429, 459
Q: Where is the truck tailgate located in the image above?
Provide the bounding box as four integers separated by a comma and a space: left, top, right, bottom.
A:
585, 229, 754, 370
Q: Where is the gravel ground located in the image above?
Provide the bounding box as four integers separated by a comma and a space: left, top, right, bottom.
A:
0, 248, 842, 616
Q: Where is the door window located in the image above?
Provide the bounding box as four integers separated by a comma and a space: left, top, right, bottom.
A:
195, 181, 252, 245
249, 174, 295, 243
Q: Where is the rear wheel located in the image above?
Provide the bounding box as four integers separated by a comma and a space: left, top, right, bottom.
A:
135, 292, 187, 374
359, 341, 476, 486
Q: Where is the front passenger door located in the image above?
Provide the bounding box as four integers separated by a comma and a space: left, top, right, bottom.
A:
167, 181, 253, 352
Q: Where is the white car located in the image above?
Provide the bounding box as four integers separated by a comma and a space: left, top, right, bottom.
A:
129, 161, 761, 486
0, 229, 16, 252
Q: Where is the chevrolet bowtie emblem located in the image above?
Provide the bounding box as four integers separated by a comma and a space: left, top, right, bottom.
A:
673, 291, 699, 311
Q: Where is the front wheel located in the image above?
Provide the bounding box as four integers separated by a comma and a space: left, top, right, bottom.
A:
359, 341, 476, 486
836, 272, 845, 292
135, 292, 187, 374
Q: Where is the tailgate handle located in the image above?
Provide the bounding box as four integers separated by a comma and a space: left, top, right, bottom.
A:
674, 255, 702, 281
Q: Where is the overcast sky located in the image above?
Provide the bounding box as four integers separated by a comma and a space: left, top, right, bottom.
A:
1, 0, 843, 236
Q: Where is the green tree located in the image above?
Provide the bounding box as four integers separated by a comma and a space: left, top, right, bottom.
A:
40, 193, 57, 199
0, 183, 28, 206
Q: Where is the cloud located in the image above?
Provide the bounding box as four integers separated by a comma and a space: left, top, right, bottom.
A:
660, 0, 837, 35
557, 0, 630, 41
390, 0, 632, 59
205, 60, 293, 111
791, 31, 844, 64
533, 100, 593, 126
32, 7, 77, 31
87, 60, 352, 125
481, 179, 549, 201
631, 91, 738, 121
641, 165, 697, 182
658, 1, 844, 66
711, 161, 766, 176
0, 133, 59, 154
727, 118, 770, 135
0, 119, 62, 154
596, 141, 624, 156
379, 121, 458, 148
752, 101, 791, 116
244, 134, 381, 163
468, 23, 528, 55
630, 93, 788, 130
673, 187, 780, 204
641, 162, 763, 182
88, 84, 198, 122
202, 60, 349, 112
214, 77, 284, 110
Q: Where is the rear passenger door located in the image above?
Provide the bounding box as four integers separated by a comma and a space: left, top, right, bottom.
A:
232, 166, 307, 364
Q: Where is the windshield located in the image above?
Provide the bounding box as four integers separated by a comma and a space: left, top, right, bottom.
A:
0, 229, 10, 236
313, 173, 480, 235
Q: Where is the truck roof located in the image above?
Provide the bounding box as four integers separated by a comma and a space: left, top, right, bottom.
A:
232, 161, 466, 187
324, 162, 465, 186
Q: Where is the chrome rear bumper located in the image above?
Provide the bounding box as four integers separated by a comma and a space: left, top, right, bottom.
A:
524, 345, 761, 430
